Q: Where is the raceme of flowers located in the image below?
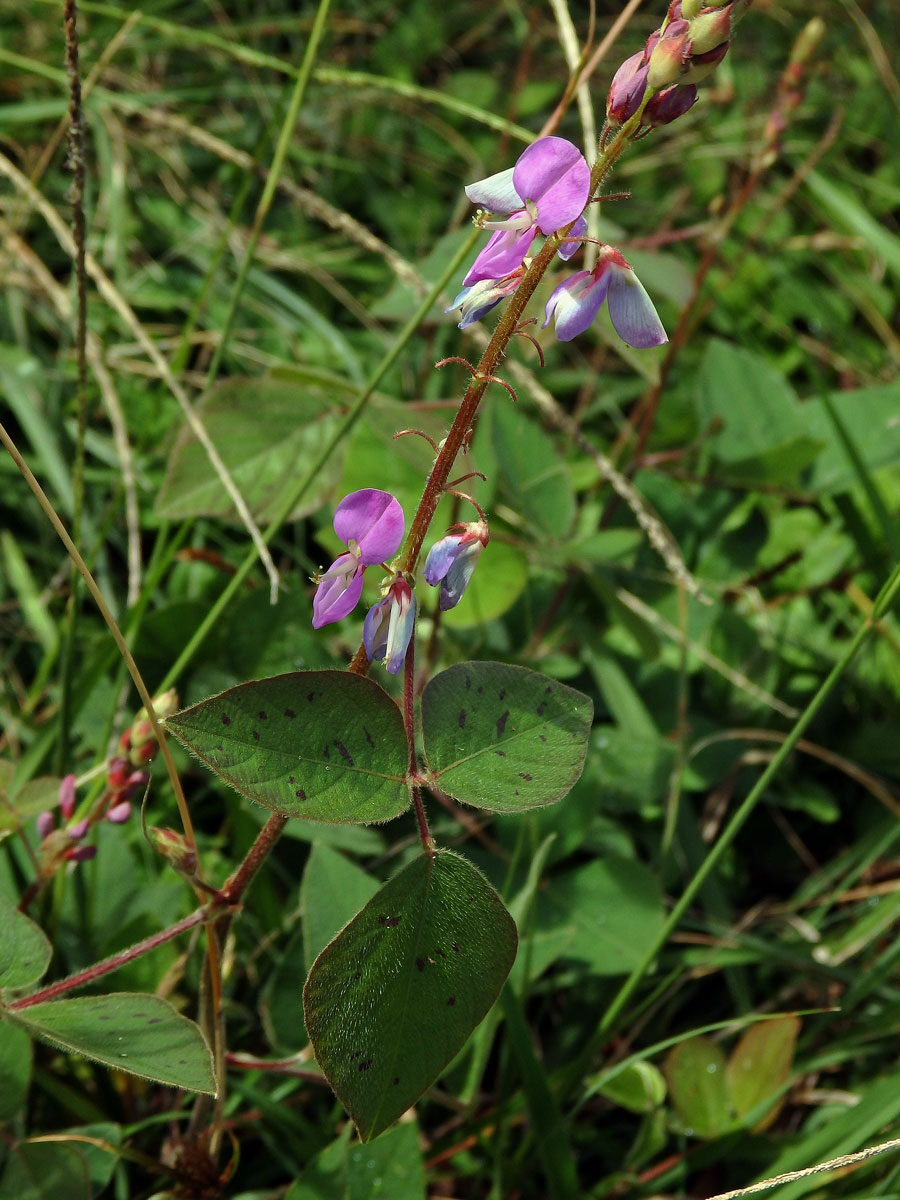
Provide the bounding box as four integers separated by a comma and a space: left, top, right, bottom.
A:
447, 135, 667, 349
311, 491, 489, 672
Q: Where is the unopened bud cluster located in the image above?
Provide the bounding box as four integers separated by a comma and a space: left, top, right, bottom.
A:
607, 0, 750, 129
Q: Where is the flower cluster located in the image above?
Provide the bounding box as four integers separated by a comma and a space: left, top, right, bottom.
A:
311, 493, 491, 666
607, 0, 748, 129
447, 135, 666, 349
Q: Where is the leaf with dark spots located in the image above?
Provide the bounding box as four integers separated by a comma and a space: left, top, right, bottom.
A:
304, 851, 517, 1142
421, 662, 593, 814
165, 671, 410, 824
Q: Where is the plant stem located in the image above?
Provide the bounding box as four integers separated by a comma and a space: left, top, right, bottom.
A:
402, 629, 433, 853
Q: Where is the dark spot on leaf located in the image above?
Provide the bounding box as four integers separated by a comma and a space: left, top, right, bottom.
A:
359, 1059, 373, 1072
393, 1077, 400, 1085
386, 916, 401, 927
452, 941, 460, 953
284, 708, 296, 719
353, 971, 361, 981
537, 703, 545, 716
447, 996, 456, 1006
252, 729, 259, 741
495, 750, 507, 757
416, 957, 425, 972
437, 948, 446, 957
518, 772, 532, 781
515, 790, 519, 795
216, 744, 222, 752
148, 1018, 162, 1025
323, 744, 330, 759
364, 727, 374, 748
540, 735, 547, 743
307, 692, 315, 703
465, 674, 471, 690
499, 689, 505, 700
458, 709, 466, 729
296, 789, 306, 800
289, 776, 294, 784
98, 1014, 111, 1021
179, 1059, 187, 1064
350, 1051, 360, 1059
221, 713, 230, 726
258, 711, 267, 720
496, 710, 510, 738
545, 686, 552, 694
477, 686, 483, 694
334, 741, 355, 766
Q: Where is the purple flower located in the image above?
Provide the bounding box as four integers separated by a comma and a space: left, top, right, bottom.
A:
607, 51, 650, 125
446, 269, 524, 329
36, 811, 55, 839
463, 137, 591, 286
312, 489, 405, 629
543, 249, 668, 348
107, 801, 132, 824
59, 773, 76, 820
363, 579, 415, 675
423, 521, 489, 610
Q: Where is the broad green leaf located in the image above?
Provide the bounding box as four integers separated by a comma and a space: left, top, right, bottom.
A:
0, 1021, 32, 1119
304, 850, 517, 1141
0, 1142, 91, 1200
0, 894, 51, 991
727, 1016, 800, 1130
302, 844, 381, 970
421, 662, 592, 813
166, 671, 410, 824
10, 994, 215, 1093
347, 1121, 425, 1199
665, 1036, 734, 1139
536, 857, 665, 975
0, 776, 61, 834
155, 377, 344, 522
803, 383, 900, 495
696, 340, 824, 484
490, 403, 576, 538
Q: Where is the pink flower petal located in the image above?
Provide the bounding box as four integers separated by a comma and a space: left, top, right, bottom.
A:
513, 137, 590, 235
606, 267, 668, 348
463, 225, 539, 286
312, 554, 364, 628
333, 489, 404, 564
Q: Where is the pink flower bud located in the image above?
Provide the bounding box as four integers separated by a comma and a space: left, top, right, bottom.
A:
64, 844, 97, 863
689, 5, 732, 54
59, 774, 77, 820
107, 801, 132, 824
684, 40, 730, 81
147, 827, 199, 879
37, 811, 56, 839
643, 83, 698, 126
647, 19, 692, 89
67, 818, 89, 840
107, 756, 130, 789
606, 51, 650, 125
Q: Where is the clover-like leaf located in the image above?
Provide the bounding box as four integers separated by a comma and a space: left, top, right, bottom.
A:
166, 671, 410, 824
9, 993, 215, 1093
0, 894, 51, 992
304, 850, 517, 1141
421, 662, 592, 812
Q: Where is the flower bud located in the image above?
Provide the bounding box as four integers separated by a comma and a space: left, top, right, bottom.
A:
107, 801, 132, 824
643, 83, 698, 126
67, 818, 89, 840
681, 0, 703, 16
647, 20, 692, 89
37, 811, 56, 839
689, 5, 732, 55
59, 774, 77, 820
684, 40, 730, 82
64, 844, 97, 864
147, 826, 199, 879
606, 51, 650, 125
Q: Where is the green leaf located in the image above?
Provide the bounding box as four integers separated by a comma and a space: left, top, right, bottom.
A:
594, 1060, 667, 1115
155, 377, 344, 522
696, 340, 824, 484
0, 894, 51, 991
664, 1036, 734, 1139
10, 994, 216, 1093
0, 1142, 91, 1200
166, 671, 410, 824
727, 1016, 800, 1130
536, 857, 665, 976
0, 777, 61, 835
421, 662, 592, 813
347, 1121, 425, 1199
0, 1021, 32, 1119
490, 403, 575, 538
304, 850, 517, 1141
302, 844, 381, 970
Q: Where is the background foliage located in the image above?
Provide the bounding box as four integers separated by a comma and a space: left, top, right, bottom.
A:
1, 0, 900, 1197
